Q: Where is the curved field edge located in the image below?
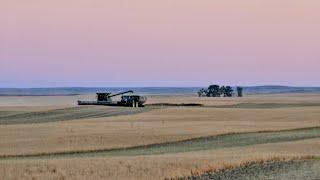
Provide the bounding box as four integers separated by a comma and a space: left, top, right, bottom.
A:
1, 126, 319, 160
171, 156, 320, 180
0, 106, 152, 125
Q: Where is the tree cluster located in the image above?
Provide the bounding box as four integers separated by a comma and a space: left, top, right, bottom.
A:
198, 85, 235, 97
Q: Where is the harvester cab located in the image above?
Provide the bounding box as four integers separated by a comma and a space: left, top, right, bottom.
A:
96, 93, 112, 102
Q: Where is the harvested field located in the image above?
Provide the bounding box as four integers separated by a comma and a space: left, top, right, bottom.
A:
1, 106, 319, 156
0, 95, 94, 106
145, 93, 320, 106
0, 93, 320, 179
210, 102, 320, 109
1, 138, 320, 180
2, 93, 320, 107
0, 106, 149, 125
1, 126, 319, 159
180, 158, 320, 180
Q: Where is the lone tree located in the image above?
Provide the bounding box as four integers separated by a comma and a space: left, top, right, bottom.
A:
237, 87, 243, 97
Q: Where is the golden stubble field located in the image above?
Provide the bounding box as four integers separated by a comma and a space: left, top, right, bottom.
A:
1, 138, 319, 180
0, 93, 319, 180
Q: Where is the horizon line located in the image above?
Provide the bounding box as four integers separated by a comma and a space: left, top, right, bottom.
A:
1, 85, 320, 89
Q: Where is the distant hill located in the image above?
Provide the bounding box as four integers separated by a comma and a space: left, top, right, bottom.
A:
0, 87, 200, 96
243, 86, 320, 94
0, 86, 319, 96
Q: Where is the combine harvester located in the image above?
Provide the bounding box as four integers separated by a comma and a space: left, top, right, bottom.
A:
78, 90, 147, 107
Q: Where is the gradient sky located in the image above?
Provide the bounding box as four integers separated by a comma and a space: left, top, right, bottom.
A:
1, 0, 319, 87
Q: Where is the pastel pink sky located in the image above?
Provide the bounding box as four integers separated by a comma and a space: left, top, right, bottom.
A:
1, 0, 319, 87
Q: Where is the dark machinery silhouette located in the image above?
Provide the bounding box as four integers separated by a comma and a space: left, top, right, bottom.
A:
78, 90, 147, 107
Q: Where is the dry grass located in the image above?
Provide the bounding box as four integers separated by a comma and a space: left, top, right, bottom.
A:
0, 106, 149, 125
1, 93, 320, 107
168, 155, 316, 180
0, 138, 319, 180
0, 95, 94, 107
0, 126, 318, 159
0, 93, 320, 179
0, 106, 319, 156
146, 93, 320, 106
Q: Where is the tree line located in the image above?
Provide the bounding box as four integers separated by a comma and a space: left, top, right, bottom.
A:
198, 85, 243, 97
